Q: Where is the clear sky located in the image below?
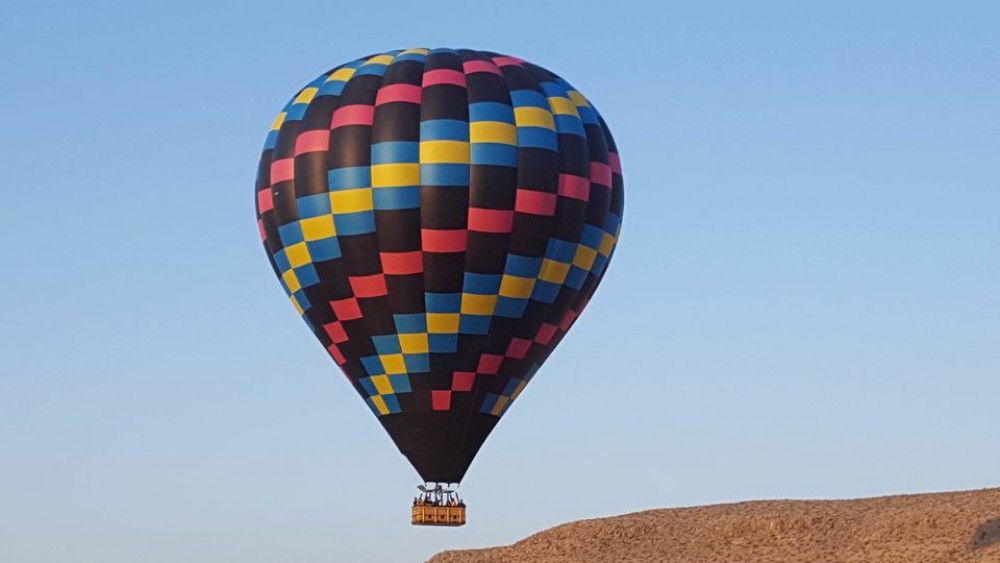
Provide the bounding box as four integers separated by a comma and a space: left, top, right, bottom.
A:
1, 1, 998, 561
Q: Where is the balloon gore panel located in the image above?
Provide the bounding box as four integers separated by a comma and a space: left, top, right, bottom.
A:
255, 48, 624, 483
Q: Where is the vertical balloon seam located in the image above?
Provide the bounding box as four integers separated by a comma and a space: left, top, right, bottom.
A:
304, 57, 369, 398
528, 61, 595, 410
468, 52, 559, 424
274, 76, 326, 344
327, 54, 371, 401
437, 46, 478, 410
444, 52, 579, 478
344, 54, 395, 403
258, 87, 306, 279
506, 57, 590, 408
536, 69, 613, 341
404, 48, 432, 416
255, 100, 287, 281
343, 50, 400, 417
288, 71, 336, 345
265, 78, 318, 317
422, 49, 465, 363
430, 49, 472, 480
410, 48, 479, 482
504, 62, 613, 417
295, 68, 345, 337
578, 110, 624, 317
556, 74, 621, 304
416, 48, 469, 426
369, 48, 425, 416
525, 61, 601, 385
443, 47, 483, 481
511, 60, 581, 389
465, 49, 556, 477
367, 49, 398, 414
444, 49, 517, 481
567, 109, 623, 346
597, 111, 625, 244
436, 48, 474, 482
470, 52, 540, 432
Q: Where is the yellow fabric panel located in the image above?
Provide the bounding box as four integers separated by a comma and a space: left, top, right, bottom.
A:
400, 48, 429, 55
573, 246, 598, 270
329, 188, 374, 214
300, 215, 336, 241
514, 107, 555, 130
499, 275, 535, 298
399, 333, 429, 354
470, 122, 517, 145
271, 112, 287, 131
294, 87, 318, 105
511, 380, 527, 400
599, 232, 616, 256
420, 141, 470, 164
547, 96, 579, 116
371, 163, 420, 187
371, 395, 389, 415
284, 242, 312, 268
567, 90, 590, 108
461, 293, 498, 315
282, 269, 301, 293
365, 54, 395, 66
290, 294, 303, 315
381, 354, 407, 375
427, 313, 460, 333
490, 396, 510, 416
371, 375, 393, 395
538, 259, 570, 284
326, 68, 356, 82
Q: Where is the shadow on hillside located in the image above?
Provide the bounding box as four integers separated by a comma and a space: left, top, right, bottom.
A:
972, 518, 1000, 549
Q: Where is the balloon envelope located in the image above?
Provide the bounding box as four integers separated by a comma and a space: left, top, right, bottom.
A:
255, 48, 623, 483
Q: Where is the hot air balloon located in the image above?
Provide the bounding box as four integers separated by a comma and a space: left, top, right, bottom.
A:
254, 48, 623, 526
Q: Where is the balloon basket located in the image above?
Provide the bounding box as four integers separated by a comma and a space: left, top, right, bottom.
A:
412, 484, 466, 526
411, 504, 466, 526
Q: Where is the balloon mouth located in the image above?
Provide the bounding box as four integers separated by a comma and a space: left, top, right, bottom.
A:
386, 414, 502, 484
412, 483, 466, 526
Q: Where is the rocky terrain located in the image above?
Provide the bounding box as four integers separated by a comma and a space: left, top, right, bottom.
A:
430, 488, 1000, 562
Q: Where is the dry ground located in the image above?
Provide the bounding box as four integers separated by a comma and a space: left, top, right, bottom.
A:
430, 488, 1000, 562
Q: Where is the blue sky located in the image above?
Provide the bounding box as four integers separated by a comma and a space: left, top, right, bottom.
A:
1, 1, 998, 561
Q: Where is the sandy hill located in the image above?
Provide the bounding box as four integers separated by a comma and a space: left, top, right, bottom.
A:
430, 488, 1000, 562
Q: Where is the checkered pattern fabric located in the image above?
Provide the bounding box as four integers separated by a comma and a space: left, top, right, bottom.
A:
255, 49, 624, 484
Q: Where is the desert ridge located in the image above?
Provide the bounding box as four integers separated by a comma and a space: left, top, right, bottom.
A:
430, 488, 1000, 563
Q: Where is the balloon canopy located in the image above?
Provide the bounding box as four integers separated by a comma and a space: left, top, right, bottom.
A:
254, 48, 623, 484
